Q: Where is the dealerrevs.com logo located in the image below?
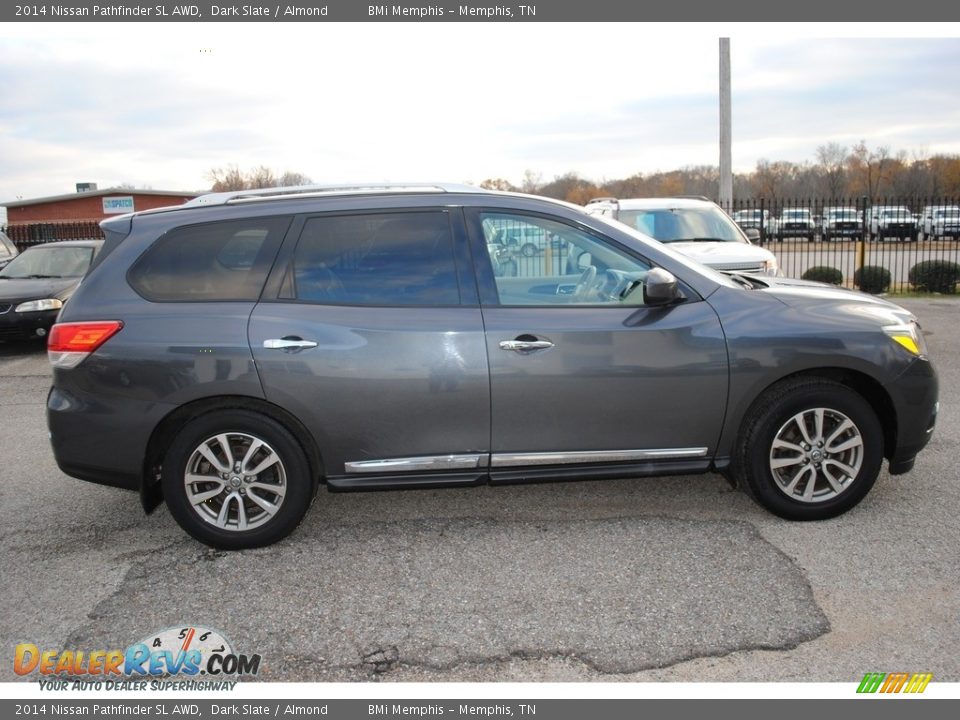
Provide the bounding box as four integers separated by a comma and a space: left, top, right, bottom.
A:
15, 626, 261, 690
857, 672, 933, 694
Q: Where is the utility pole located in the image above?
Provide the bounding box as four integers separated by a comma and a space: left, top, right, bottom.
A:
719, 37, 732, 208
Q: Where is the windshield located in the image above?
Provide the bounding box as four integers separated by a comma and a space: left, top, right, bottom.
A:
881, 208, 911, 218
826, 209, 857, 219
0, 246, 94, 279
614, 206, 746, 243
935, 208, 960, 218
783, 210, 811, 219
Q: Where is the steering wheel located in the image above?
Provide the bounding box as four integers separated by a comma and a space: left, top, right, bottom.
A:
573, 265, 597, 301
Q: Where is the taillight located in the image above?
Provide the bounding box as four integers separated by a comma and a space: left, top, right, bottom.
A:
48, 321, 123, 369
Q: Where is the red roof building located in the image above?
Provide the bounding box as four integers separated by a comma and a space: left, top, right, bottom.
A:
1, 187, 199, 247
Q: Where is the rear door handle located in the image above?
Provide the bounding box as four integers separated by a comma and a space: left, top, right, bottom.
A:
499, 339, 554, 352
263, 337, 318, 351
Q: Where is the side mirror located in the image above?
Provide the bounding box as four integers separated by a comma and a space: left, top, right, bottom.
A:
643, 268, 682, 305
744, 228, 761, 243
576, 252, 593, 271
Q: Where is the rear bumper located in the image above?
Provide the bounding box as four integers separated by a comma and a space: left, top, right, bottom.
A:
47, 384, 172, 492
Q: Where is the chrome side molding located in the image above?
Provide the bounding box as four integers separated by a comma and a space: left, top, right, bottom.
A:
490, 447, 708, 467
344, 448, 708, 474
345, 454, 488, 474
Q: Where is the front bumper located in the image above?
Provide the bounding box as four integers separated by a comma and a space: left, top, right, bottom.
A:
0, 307, 59, 341
885, 357, 938, 474
824, 225, 860, 236
879, 225, 916, 235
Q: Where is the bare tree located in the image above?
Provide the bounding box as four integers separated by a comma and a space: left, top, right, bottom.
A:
247, 166, 277, 189
520, 170, 542, 194
814, 143, 847, 199
278, 171, 312, 187
207, 165, 248, 192
479, 178, 518, 191
753, 159, 793, 204
206, 165, 311, 191
847, 141, 892, 199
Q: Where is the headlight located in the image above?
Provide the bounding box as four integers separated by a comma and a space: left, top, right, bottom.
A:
15, 298, 63, 313
884, 321, 928, 357
760, 259, 779, 276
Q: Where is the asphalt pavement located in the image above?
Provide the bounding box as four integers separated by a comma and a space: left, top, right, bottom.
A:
1, 298, 957, 683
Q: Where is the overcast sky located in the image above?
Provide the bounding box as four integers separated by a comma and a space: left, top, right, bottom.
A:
1, 23, 959, 202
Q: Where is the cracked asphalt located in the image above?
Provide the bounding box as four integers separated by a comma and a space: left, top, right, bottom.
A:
1, 298, 957, 683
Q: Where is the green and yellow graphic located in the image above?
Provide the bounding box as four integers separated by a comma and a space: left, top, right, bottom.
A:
857, 672, 932, 694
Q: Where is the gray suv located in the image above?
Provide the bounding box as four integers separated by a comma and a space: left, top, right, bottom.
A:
47, 184, 938, 549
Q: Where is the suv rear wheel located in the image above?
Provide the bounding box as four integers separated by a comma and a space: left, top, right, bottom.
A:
162, 410, 314, 549
733, 378, 883, 520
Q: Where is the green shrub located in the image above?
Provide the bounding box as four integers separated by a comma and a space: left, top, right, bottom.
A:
854, 265, 891, 294
801, 266, 843, 285
908, 260, 960, 294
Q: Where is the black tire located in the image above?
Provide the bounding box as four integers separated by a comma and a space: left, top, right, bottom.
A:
807, 233, 815, 243
732, 378, 884, 521
823, 233, 831, 243
162, 409, 314, 549
521, 243, 538, 258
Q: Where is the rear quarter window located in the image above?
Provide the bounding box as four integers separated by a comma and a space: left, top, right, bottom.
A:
128, 217, 290, 302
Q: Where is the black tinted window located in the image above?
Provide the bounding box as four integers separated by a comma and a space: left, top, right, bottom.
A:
289, 212, 460, 306
129, 217, 289, 301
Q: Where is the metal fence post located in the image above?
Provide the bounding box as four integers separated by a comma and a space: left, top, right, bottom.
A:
759, 197, 766, 245
856, 196, 868, 281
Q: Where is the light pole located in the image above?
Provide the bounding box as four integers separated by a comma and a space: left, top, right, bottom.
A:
719, 38, 732, 208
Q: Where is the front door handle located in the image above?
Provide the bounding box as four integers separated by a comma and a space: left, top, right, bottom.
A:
263, 337, 318, 351
499, 339, 554, 352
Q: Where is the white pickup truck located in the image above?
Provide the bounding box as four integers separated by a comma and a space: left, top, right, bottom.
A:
917, 205, 960, 241
868, 206, 917, 242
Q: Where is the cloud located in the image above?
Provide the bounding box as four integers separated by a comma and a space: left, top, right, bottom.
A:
1, 27, 959, 201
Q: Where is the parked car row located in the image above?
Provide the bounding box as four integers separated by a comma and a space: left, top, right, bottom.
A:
730, 205, 960, 243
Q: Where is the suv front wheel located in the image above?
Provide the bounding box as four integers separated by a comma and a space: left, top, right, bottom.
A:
733, 378, 884, 520
162, 410, 314, 549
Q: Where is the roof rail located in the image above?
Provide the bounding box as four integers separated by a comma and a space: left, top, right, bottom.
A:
586, 197, 619, 205
185, 182, 483, 207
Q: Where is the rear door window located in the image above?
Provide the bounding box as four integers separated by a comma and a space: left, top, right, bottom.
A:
282, 211, 461, 306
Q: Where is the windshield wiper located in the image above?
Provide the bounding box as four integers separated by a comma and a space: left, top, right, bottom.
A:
663, 237, 730, 243
24, 274, 62, 279
725, 273, 758, 290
